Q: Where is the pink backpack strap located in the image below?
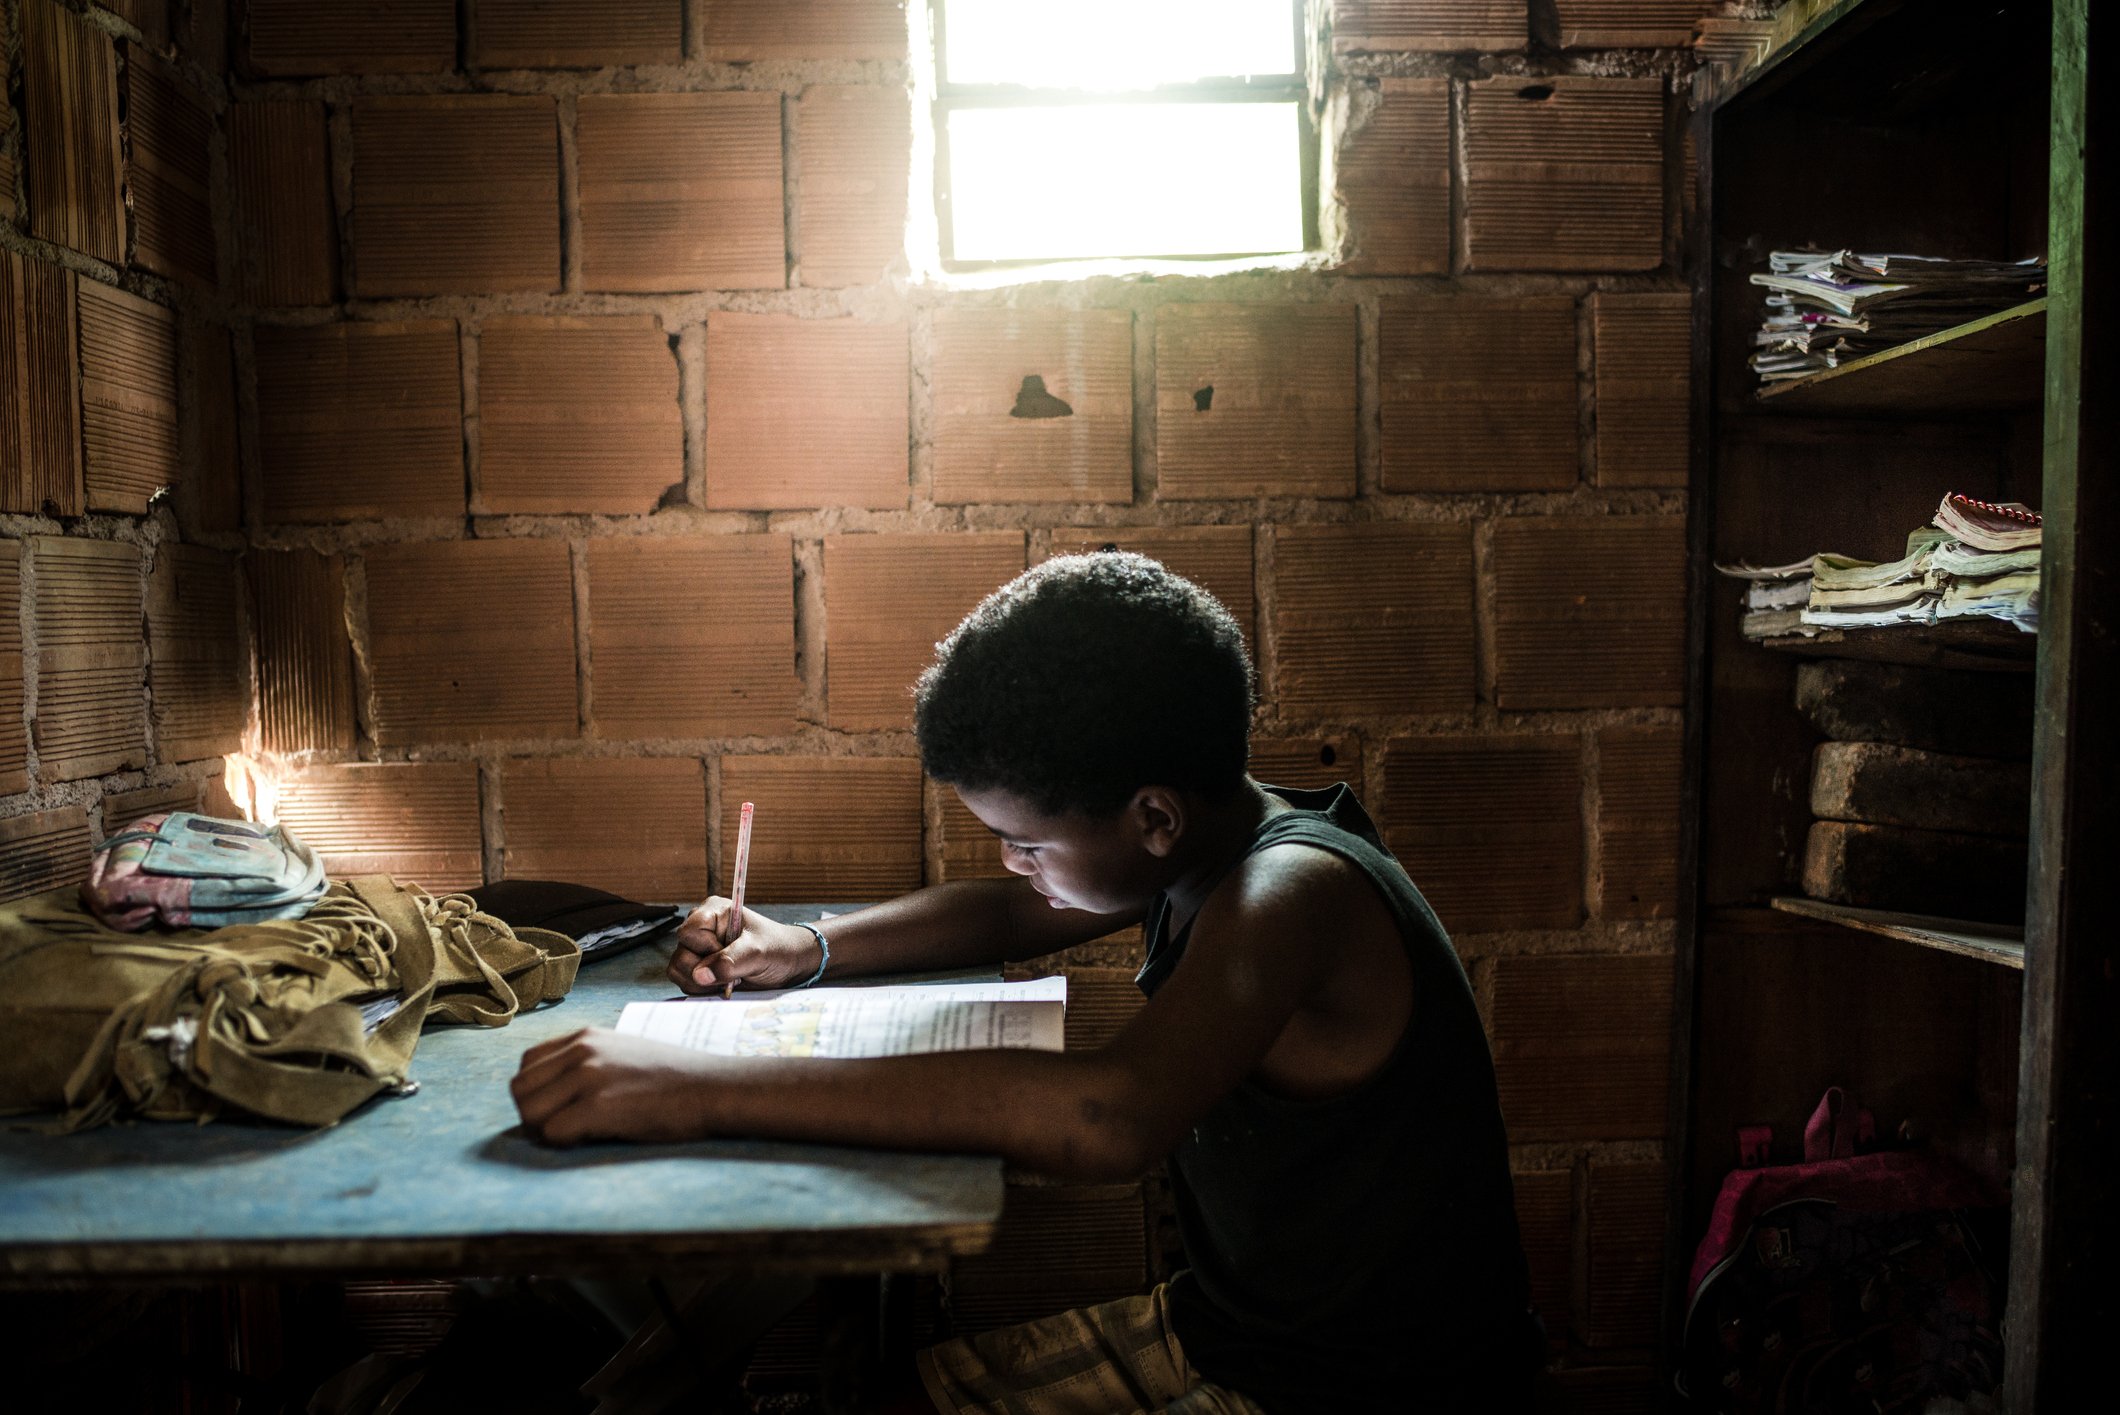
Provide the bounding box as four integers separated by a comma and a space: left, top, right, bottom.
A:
1803, 1086, 1877, 1161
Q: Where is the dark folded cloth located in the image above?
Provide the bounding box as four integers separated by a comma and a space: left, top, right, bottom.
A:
467, 880, 688, 963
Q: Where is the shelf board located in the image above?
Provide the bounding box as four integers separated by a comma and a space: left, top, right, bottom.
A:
1771, 897, 2025, 969
1755, 298, 2047, 415
1757, 617, 2036, 672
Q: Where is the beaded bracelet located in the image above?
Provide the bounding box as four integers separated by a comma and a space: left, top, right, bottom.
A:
795, 921, 831, 988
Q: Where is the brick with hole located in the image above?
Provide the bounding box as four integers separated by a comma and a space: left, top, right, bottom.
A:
1156, 305, 1357, 500
351, 96, 560, 297
1800, 820, 2027, 924
179, 322, 241, 534
705, 313, 908, 510
276, 763, 484, 891
1795, 659, 2034, 759
799, 87, 912, 289
0, 544, 24, 794
699, 0, 909, 61
477, 317, 682, 515
1272, 523, 1475, 719
1329, 77, 1450, 275
1381, 296, 1579, 493
104, 780, 208, 835
586, 536, 800, 740
502, 757, 707, 902
1592, 292, 1691, 488
228, 101, 339, 306
1465, 77, 1665, 272
933, 780, 1009, 883
0, 252, 83, 517
1331, 1, 1528, 51
363, 538, 578, 747
933, 309, 1132, 505
1810, 740, 2031, 838
242, 0, 456, 76
253, 320, 464, 522
97, 1, 168, 47
1596, 725, 1682, 920
719, 756, 923, 902
1250, 737, 1364, 796
1054, 968, 1147, 1052
474, 0, 683, 69
1513, 1168, 1574, 1345
124, 52, 216, 288
249, 549, 356, 755
578, 92, 784, 293
1487, 953, 1674, 1142
1556, 0, 1714, 48
824, 533, 1026, 730
147, 546, 244, 764
0, 41, 13, 224
22, 0, 124, 263
1048, 527, 1253, 648
77, 279, 179, 515
1383, 735, 1583, 934
1586, 1162, 1666, 1348
1492, 517, 1686, 709
0, 806, 93, 905
32, 537, 145, 782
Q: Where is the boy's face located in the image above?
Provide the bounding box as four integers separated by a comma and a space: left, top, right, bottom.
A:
955, 784, 1171, 916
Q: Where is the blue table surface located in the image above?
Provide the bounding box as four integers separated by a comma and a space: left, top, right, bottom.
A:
0, 905, 1005, 1277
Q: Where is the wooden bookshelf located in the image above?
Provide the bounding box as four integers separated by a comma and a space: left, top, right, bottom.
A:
1681, 0, 2115, 1401
1756, 298, 2047, 414
1770, 896, 2027, 969
1758, 617, 2037, 672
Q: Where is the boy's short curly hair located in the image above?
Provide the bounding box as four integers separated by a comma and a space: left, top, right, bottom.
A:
914, 552, 1254, 816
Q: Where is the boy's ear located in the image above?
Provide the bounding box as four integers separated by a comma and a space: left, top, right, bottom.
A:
1130, 786, 1185, 858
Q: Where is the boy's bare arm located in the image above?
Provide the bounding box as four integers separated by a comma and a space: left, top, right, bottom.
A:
668, 877, 1146, 994
517, 848, 1349, 1180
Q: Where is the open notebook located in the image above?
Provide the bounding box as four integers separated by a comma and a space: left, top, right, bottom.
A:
615, 977, 1067, 1059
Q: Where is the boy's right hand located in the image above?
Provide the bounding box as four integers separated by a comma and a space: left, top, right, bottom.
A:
666, 898, 825, 995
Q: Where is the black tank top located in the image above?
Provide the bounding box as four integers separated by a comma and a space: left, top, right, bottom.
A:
1138, 784, 1536, 1413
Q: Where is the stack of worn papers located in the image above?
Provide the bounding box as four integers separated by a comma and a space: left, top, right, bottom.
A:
1931, 494, 2042, 630
1716, 493, 2043, 639
1717, 557, 1813, 639
1804, 529, 1951, 628
1750, 250, 2046, 384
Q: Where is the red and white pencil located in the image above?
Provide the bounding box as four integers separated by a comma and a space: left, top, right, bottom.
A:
722, 801, 755, 999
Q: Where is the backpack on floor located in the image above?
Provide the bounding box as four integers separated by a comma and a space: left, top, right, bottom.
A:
1678, 1088, 2007, 1413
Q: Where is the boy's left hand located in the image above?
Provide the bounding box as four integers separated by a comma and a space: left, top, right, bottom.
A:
511, 1028, 721, 1146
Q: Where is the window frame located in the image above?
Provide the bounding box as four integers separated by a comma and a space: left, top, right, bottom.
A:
929, 0, 1320, 269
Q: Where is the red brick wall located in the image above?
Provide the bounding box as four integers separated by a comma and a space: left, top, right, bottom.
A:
0, 0, 1720, 1394
1, 0, 246, 889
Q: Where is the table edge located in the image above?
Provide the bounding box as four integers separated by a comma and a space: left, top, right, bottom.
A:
0, 1219, 999, 1284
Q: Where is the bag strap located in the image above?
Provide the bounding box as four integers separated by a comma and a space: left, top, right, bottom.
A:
344, 876, 580, 1027
1803, 1085, 1876, 1162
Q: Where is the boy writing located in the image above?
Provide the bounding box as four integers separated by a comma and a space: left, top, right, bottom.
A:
512, 553, 1537, 1412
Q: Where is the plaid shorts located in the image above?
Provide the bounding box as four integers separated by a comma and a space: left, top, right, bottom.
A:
917, 1285, 1268, 1415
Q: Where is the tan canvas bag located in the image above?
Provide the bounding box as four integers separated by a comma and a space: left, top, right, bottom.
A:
0, 876, 580, 1131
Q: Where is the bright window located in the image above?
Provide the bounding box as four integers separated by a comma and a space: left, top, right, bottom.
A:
934, 0, 1311, 264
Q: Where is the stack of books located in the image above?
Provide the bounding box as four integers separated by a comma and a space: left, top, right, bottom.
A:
1795, 657, 2033, 925
1719, 493, 2043, 639
1724, 555, 1813, 639
1749, 250, 2047, 384
1931, 494, 2042, 628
